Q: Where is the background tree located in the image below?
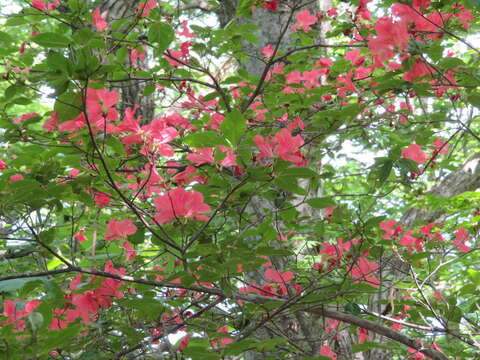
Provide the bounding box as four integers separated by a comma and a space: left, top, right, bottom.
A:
0, 0, 480, 359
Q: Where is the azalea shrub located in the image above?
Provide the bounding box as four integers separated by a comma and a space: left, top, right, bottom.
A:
0, 0, 480, 359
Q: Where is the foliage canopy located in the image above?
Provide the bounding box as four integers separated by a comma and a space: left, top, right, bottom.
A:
1, 0, 480, 359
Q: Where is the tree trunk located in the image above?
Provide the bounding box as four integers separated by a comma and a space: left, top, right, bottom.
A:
100, 0, 155, 122
217, 1, 337, 359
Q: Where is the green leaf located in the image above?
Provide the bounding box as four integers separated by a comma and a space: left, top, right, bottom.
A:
307, 197, 336, 209
148, 23, 174, 53
278, 167, 317, 178
0, 31, 13, 43
54, 91, 82, 122
344, 302, 361, 315
274, 176, 306, 195
39, 228, 56, 244
128, 223, 146, 245
439, 57, 464, 69
32, 33, 71, 48
143, 83, 155, 96
467, 93, 480, 108
0, 277, 46, 292
221, 110, 246, 145
184, 131, 229, 147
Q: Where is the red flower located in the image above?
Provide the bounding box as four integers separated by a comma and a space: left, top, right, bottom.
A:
368, 17, 409, 62
74, 230, 88, 243
9, 174, 24, 183
137, 0, 157, 17
292, 10, 317, 32
153, 187, 211, 224
402, 144, 428, 164
105, 218, 137, 241
92, 8, 108, 31
187, 148, 214, 165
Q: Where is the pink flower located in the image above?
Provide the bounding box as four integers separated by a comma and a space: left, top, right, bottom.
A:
317, 58, 333, 67
74, 230, 88, 243
123, 240, 136, 261
9, 174, 24, 183
105, 218, 137, 241
0, 159, 6, 170
69, 169, 80, 178
94, 191, 111, 208
453, 228, 471, 253
403, 60, 433, 82
32, 0, 59, 11
433, 291, 445, 302
92, 8, 108, 32
262, 0, 278, 11
12, 113, 40, 125
253, 135, 274, 161
177, 21, 196, 38
358, 328, 369, 344
349, 256, 379, 287
368, 17, 409, 62
407, 347, 426, 359
264, 268, 294, 283
178, 334, 190, 351
43, 111, 58, 132
138, 0, 157, 17
319, 345, 337, 359
32, 0, 47, 10
402, 144, 428, 164
380, 219, 402, 239
153, 187, 211, 224
400, 230, 419, 250
262, 44, 275, 57
220, 150, 237, 167
433, 138, 448, 154
2, 299, 40, 331
187, 148, 214, 165
86, 88, 119, 125
292, 10, 317, 32
271, 128, 304, 165
327, 7, 338, 16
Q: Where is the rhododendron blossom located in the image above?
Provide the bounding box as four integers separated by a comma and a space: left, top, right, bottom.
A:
186, 148, 214, 165
2, 299, 41, 331
368, 17, 409, 62
380, 219, 402, 239
292, 10, 317, 31
32, 0, 59, 11
402, 144, 428, 164
92, 8, 108, 31
453, 228, 471, 252
9, 174, 24, 183
254, 128, 304, 166
349, 257, 379, 287
74, 230, 88, 243
154, 187, 211, 223
137, 0, 157, 17
319, 345, 337, 359
104, 218, 137, 241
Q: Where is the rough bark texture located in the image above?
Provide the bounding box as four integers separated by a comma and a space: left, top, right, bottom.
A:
217, 1, 337, 359
100, 0, 155, 122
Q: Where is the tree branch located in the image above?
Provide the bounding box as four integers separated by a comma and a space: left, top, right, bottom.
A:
0, 268, 450, 360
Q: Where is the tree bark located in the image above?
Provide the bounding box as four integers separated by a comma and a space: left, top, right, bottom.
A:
100, 0, 155, 122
